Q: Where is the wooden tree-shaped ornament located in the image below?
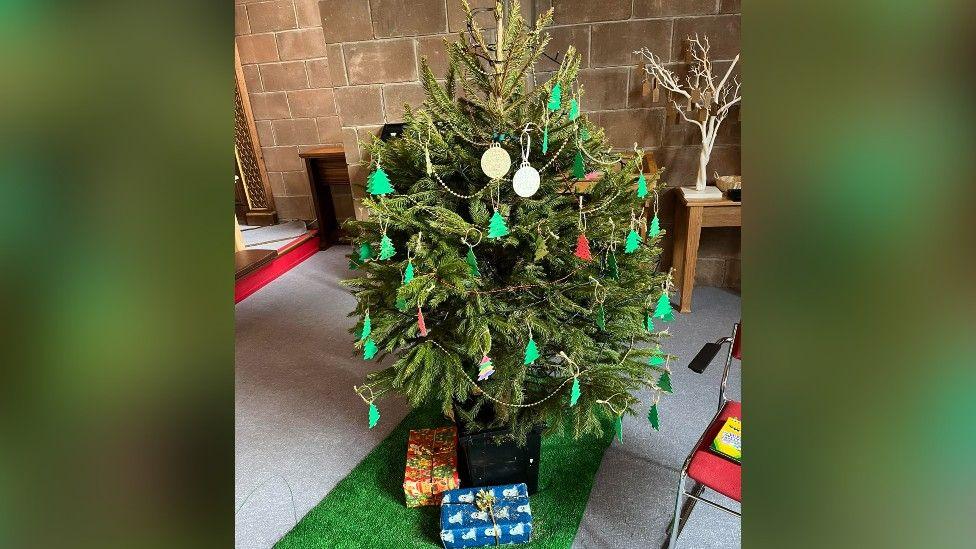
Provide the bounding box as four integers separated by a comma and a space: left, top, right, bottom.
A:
635, 35, 740, 200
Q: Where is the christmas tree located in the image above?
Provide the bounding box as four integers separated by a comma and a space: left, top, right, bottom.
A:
345, 0, 669, 441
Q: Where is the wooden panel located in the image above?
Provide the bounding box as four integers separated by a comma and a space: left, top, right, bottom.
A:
702, 206, 742, 227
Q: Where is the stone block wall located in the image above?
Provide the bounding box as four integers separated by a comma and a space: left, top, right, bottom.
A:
235, 0, 740, 288
235, 0, 341, 221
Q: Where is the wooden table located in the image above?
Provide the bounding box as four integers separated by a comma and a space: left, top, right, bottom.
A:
671, 194, 741, 313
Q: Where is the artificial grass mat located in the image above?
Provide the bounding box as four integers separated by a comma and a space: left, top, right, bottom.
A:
275, 405, 612, 548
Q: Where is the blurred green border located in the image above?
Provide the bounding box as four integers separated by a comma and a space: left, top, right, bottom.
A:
2, 1, 975, 547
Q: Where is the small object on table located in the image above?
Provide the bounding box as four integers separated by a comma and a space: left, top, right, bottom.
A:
404, 426, 460, 507
710, 416, 741, 463
439, 483, 533, 548
715, 175, 742, 202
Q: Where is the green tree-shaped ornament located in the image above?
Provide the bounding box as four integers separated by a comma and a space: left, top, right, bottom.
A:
548, 82, 562, 111
466, 247, 481, 276
378, 234, 396, 260
367, 166, 394, 196
625, 229, 642, 253
637, 172, 648, 199
523, 337, 540, 365
573, 150, 585, 179
488, 210, 509, 238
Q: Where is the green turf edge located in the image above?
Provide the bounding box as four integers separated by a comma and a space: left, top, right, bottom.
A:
275, 406, 611, 549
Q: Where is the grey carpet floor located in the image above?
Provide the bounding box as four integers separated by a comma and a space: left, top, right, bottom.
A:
241, 220, 308, 250
236, 246, 740, 548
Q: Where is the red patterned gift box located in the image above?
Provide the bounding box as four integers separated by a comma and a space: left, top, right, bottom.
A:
403, 426, 460, 507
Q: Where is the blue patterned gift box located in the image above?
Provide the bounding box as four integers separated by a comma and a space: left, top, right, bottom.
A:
438, 483, 532, 548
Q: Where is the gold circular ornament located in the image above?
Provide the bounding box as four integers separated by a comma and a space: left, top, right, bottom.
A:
480, 143, 512, 179
512, 162, 540, 197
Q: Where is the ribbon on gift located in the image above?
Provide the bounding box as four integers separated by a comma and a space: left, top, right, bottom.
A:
475, 489, 501, 546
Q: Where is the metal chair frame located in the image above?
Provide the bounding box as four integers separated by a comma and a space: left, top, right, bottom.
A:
665, 322, 741, 549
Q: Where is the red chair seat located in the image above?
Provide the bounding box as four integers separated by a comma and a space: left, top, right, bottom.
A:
687, 400, 741, 502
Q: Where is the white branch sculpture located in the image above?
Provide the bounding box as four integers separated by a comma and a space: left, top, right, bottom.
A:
635, 35, 740, 197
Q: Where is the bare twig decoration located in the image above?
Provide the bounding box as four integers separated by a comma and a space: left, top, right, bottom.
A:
635, 35, 740, 191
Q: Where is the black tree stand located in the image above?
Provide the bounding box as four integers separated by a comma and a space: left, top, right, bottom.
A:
453, 399, 543, 494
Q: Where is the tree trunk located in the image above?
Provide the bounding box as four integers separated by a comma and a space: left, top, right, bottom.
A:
696, 147, 710, 190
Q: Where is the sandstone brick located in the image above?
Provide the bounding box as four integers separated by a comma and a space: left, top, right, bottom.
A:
577, 68, 628, 111
589, 108, 665, 149
343, 39, 417, 85
725, 258, 740, 291
306, 58, 333, 88
276, 28, 328, 61
334, 87, 384, 126
447, 0, 496, 32
552, 0, 632, 24
267, 171, 286, 196
237, 34, 278, 64
272, 118, 319, 145
246, 1, 297, 33
276, 195, 314, 220
694, 257, 727, 287
672, 15, 740, 61
294, 0, 321, 28
654, 145, 739, 187
287, 88, 336, 117
370, 0, 446, 38
417, 35, 451, 78
249, 92, 291, 120
539, 24, 589, 71
382, 82, 427, 122
281, 170, 311, 195
591, 19, 672, 67
326, 44, 348, 86
633, 0, 716, 18
720, 0, 741, 14
262, 145, 304, 171
342, 127, 361, 164
235, 5, 249, 35
319, 0, 373, 43
255, 120, 275, 146
698, 227, 740, 258
242, 64, 263, 93
259, 61, 309, 91
355, 126, 384, 157
315, 116, 343, 144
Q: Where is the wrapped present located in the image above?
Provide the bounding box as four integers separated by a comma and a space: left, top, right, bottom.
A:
438, 483, 532, 548
403, 426, 459, 507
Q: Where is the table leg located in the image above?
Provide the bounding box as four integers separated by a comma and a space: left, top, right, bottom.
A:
679, 206, 703, 313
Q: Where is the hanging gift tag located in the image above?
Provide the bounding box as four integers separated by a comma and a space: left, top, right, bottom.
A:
534, 234, 549, 261
642, 76, 651, 98
512, 127, 540, 197
523, 336, 539, 365
575, 233, 592, 261
548, 82, 562, 111
570, 377, 581, 406
480, 143, 511, 179
488, 209, 509, 238
363, 338, 378, 360
360, 312, 371, 341
358, 242, 373, 262
368, 402, 380, 429
367, 164, 394, 196
658, 371, 673, 393
637, 172, 648, 199
477, 355, 495, 381
652, 78, 660, 102
513, 162, 540, 197
648, 403, 660, 430
466, 246, 481, 276
625, 229, 641, 253
572, 150, 585, 179
417, 307, 428, 337
698, 107, 707, 123
379, 234, 396, 260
